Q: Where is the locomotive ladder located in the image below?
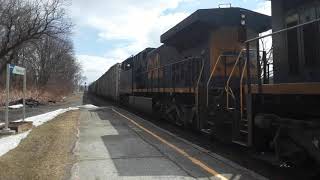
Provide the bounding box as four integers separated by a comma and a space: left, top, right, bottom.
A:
206, 49, 245, 139
226, 47, 268, 147
225, 49, 250, 147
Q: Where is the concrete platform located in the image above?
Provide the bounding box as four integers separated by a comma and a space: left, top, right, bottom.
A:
72, 107, 268, 180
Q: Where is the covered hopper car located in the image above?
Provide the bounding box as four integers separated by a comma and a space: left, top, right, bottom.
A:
89, 63, 121, 101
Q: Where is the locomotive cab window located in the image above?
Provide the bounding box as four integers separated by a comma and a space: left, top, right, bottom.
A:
285, 3, 320, 76
301, 5, 320, 67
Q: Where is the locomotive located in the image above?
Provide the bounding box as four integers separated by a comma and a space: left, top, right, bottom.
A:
89, 2, 320, 166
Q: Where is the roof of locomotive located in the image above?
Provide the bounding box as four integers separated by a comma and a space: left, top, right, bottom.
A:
160, 7, 271, 45
122, 48, 155, 63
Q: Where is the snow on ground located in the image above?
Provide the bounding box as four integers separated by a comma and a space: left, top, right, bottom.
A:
0, 131, 30, 157
9, 104, 24, 109
15, 107, 80, 126
78, 104, 99, 109
0, 104, 99, 157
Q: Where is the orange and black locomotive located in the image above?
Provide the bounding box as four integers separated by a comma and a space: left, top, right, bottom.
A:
89, 1, 320, 166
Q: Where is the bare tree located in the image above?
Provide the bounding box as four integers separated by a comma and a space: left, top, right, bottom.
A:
0, 0, 72, 72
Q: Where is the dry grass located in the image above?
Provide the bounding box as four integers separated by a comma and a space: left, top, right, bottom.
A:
0, 110, 80, 180
0, 88, 74, 106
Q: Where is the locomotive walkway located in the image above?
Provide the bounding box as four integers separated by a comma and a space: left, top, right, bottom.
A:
71, 106, 267, 180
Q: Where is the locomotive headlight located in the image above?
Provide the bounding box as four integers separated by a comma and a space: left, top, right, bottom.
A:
127, 64, 131, 67
241, 20, 246, 26
240, 14, 246, 26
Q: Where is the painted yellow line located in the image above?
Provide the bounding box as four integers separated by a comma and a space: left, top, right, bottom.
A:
112, 108, 228, 180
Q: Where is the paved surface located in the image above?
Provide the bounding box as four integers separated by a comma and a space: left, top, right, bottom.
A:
72, 106, 267, 180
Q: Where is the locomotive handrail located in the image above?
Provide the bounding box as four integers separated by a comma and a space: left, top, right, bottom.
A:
206, 54, 239, 107
134, 56, 201, 76
242, 18, 320, 96
236, 18, 320, 134
225, 49, 245, 109
195, 57, 205, 116
225, 49, 263, 109
196, 58, 205, 89
245, 17, 320, 44
240, 59, 247, 119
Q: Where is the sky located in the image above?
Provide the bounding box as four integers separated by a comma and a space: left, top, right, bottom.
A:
69, 0, 271, 83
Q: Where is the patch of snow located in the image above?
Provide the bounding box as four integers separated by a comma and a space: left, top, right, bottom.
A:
0, 107, 79, 157
0, 131, 30, 157
77, 104, 99, 109
9, 104, 24, 109
15, 107, 79, 127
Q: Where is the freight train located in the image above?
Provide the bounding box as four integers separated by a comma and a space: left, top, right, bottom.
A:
89, 1, 320, 167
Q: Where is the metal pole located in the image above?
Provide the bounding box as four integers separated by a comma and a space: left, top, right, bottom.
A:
246, 43, 253, 146
245, 17, 320, 44
256, 40, 262, 92
262, 51, 267, 84
23, 69, 26, 122
5, 64, 10, 130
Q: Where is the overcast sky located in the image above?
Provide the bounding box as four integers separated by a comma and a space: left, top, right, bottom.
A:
70, 0, 271, 83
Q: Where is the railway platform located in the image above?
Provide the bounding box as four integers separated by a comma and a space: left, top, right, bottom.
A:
71, 106, 268, 180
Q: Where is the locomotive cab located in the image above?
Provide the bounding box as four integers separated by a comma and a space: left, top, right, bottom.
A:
157, 8, 271, 138
244, 0, 320, 166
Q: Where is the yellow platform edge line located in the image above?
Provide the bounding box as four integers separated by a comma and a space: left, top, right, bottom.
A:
112, 108, 228, 180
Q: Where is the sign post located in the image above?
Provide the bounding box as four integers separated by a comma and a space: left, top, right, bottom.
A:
1, 64, 26, 134
4, 64, 10, 131
23, 70, 26, 121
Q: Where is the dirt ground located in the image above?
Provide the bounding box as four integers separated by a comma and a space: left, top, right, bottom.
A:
0, 110, 80, 180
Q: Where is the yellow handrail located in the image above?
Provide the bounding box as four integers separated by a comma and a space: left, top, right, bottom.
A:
240, 60, 247, 119
225, 49, 245, 109
206, 54, 238, 107
195, 58, 205, 114
206, 55, 222, 107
